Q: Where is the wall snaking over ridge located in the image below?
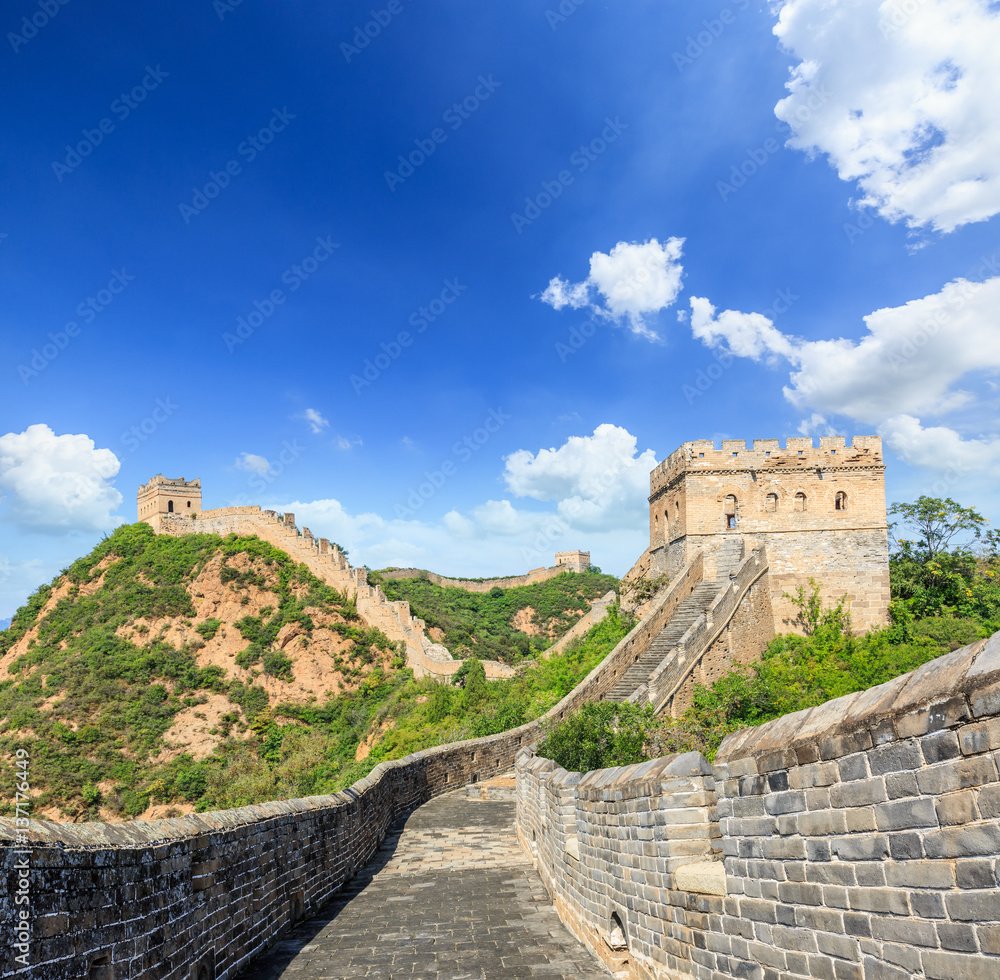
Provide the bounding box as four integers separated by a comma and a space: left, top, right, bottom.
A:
0, 565, 709, 980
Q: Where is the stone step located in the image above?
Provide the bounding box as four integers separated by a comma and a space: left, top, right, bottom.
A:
605, 581, 722, 701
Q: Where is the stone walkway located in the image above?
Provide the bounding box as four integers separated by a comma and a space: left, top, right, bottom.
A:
239, 791, 609, 980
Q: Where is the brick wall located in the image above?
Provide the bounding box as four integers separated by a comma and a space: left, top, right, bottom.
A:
518, 631, 1000, 980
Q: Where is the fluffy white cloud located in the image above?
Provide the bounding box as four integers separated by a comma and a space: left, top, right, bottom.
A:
689, 276, 1000, 426
235, 452, 271, 476
303, 408, 329, 434
689, 297, 796, 362
784, 276, 1000, 424
503, 423, 657, 527
540, 238, 685, 339
0, 424, 122, 533
773, 0, 1000, 232
879, 415, 1000, 474
267, 424, 655, 576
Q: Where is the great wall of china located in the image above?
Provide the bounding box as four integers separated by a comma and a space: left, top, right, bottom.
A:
6, 437, 995, 980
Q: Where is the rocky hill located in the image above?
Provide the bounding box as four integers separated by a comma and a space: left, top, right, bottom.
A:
0, 523, 624, 823
0, 523, 404, 823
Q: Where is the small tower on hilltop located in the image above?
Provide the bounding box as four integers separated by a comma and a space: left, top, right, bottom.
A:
555, 550, 591, 573
137, 475, 202, 525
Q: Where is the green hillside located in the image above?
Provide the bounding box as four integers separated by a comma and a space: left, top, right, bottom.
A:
373, 568, 619, 663
0, 524, 627, 821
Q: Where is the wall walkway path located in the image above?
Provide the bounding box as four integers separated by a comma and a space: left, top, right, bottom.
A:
238, 791, 610, 980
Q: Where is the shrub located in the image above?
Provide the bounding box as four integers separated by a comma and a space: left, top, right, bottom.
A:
537, 701, 662, 772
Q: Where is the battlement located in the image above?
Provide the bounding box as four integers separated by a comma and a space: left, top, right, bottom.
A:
554, 549, 590, 571
651, 435, 883, 497
137, 474, 202, 523
138, 474, 202, 494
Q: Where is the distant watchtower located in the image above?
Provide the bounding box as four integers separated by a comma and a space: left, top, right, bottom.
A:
647, 436, 889, 632
555, 550, 591, 573
138, 475, 202, 525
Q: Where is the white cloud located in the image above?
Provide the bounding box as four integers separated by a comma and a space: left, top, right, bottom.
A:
267, 424, 655, 576
335, 436, 362, 451
235, 452, 271, 476
0, 424, 122, 533
784, 276, 1000, 424
539, 238, 685, 340
879, 415, 1000, 474
689, 296, 796, 362
503, 423, 657, 531
303, 408, 329, 434
689, 276, 1000, 426
797, 413, 843, 438
773, 0, 1000, 232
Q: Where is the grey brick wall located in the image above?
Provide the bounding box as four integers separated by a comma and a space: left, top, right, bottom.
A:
518, 631, 1000, 980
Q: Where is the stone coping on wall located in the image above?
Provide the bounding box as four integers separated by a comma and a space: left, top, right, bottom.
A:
716, 630, 1000, 769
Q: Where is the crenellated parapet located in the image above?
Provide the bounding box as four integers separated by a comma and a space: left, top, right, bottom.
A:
650, 435, 884, 498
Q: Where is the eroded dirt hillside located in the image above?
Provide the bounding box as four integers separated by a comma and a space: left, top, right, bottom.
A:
0, 523, 403, 822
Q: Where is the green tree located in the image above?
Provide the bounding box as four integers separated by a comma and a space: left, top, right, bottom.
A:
889, 496, 987, 560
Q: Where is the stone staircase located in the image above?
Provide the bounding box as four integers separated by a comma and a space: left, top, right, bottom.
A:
606, 580, 722, 702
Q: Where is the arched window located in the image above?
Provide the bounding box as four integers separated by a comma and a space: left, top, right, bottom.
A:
167, 500, 174, 513
765, 493, 778, 513
835, 491, 847, 511
794, 492, 806, 512
187, 500, 192, 508
724, 494, 737, 529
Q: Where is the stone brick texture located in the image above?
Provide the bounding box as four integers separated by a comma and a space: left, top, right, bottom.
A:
518, 631, 1000, 980
647, 436, 890, 634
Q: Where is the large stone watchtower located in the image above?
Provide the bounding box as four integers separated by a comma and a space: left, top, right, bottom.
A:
647, 436, 890, 632
138, 475, 202, 525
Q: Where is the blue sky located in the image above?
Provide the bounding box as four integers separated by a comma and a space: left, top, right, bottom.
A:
2, 0, 999, 618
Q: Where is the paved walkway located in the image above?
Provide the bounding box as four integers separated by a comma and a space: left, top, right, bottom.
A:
239, 791, 609, 980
